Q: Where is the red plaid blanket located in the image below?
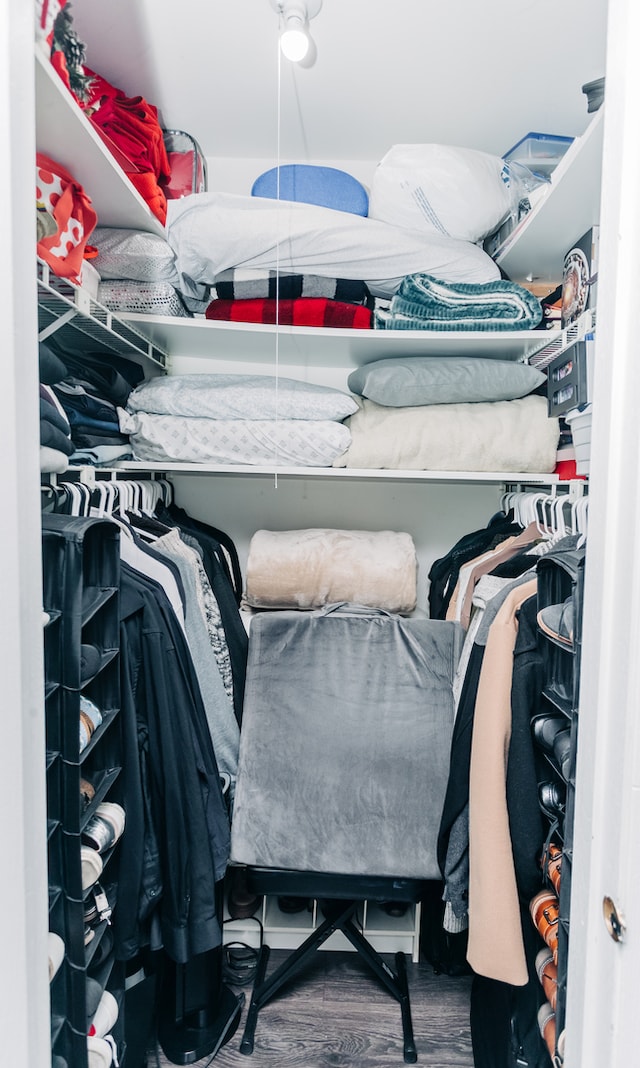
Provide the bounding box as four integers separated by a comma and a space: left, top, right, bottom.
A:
205, 297, 373, 329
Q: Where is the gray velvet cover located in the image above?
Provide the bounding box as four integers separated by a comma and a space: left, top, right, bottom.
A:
231, 606, 461, 880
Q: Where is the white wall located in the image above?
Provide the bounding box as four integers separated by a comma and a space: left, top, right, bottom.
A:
72, 0, 607, 165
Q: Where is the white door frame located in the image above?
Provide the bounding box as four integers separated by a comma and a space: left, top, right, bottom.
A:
4, 0, 639, 1064
565, 1, 640, 1064
0, 1, 51, 1064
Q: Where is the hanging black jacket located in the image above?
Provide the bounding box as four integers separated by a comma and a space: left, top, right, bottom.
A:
428, 511, 522, 619
115, 562, 230, 964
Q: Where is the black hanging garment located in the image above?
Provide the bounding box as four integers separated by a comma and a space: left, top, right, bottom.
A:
115, 561, 230, 964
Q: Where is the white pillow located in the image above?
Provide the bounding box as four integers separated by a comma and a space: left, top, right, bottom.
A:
347, 357, 546, 407
368, 144, 513, 244
92, 228, 180, 283
119, 411, 351, 467
127, 373, 359, 422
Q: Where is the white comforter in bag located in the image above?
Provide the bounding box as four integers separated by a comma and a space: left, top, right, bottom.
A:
165, 191, 501, 305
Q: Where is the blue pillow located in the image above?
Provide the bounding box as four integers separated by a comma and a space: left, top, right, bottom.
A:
251, 164, 369, 216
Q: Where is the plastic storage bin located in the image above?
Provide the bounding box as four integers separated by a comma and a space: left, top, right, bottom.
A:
565, 405, 592, 475
161, 129, 208, 199
503, 132, 574, 179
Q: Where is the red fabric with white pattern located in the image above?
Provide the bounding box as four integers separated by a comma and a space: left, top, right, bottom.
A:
36, 153, 98, 283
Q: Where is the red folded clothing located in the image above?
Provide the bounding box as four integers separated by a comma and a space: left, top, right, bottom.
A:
83, 68, 170, 223
205, 297, 373, 329
128, 172, 168, 226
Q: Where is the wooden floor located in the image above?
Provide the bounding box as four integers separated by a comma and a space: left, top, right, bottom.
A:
149, 950, 474, 1068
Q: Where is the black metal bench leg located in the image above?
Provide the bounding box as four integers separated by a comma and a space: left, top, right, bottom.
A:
239, 944, 270, 1054
395, 950, 417, 1064
240, 903, 358, 1055
340, 921, 417, 1063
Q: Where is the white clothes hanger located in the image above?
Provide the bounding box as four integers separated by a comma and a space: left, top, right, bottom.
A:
501, 485, 587, 543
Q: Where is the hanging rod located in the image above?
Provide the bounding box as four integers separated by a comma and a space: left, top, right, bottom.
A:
502, 479, 587, 498
43, 467, 171, 489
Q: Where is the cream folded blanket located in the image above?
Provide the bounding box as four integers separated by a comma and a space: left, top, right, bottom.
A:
333, 394, 559, 473
244, 528, 418, 614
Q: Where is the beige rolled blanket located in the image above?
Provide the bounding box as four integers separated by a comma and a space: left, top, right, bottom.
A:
244, 528, 418, 614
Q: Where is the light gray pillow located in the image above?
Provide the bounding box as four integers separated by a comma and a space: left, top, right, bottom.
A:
92, 227, 180, 283
347, 356, 546, 407
127, 373, 359, 421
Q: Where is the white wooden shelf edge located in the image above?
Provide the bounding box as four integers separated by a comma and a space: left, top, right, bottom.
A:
65, 462, 566, 486
120, 311, 560, 366
495, 109, 604, 283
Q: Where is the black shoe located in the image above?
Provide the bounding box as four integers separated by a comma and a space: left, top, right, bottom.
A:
538, 781, 565, 822
381, 901, 409, 918
533, 714, 568, 753
537, 598, 574, 649
277, 896, 311, 914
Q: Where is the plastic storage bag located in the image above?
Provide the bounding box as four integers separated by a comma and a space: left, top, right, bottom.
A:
368, 143, 514, 244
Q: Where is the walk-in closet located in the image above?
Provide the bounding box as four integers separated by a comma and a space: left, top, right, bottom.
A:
4, 1, 640, 1066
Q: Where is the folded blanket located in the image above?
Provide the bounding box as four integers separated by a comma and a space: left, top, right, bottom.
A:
40, 446, 70, 475
334, 395, 559, 473
40, 418, 75, 455
214, 269, 370, 305
244, 528, 418, 614
375, 273, 543, 331
205, 297, 373, 329
40, 394, 71, 436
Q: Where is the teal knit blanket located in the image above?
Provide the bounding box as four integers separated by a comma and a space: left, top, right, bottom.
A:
375, 273, 543, 331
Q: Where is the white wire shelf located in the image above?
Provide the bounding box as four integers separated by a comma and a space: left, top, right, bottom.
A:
37, 259, 168, 370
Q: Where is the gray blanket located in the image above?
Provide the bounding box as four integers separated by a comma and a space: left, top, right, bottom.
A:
231, 606, 461, 880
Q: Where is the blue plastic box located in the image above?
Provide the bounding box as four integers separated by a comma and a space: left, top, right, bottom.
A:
503, 132, 574, 178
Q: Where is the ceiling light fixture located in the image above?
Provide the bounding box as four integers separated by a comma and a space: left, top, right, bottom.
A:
270, 0, 322, 63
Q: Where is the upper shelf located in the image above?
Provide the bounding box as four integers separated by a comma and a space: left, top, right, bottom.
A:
35, 39, 603, 362
118, 313, 560, 368
495, 110, 604, 283
34, 48, 165, 236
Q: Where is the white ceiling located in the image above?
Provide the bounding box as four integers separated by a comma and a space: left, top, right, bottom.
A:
71, 0, 608, 168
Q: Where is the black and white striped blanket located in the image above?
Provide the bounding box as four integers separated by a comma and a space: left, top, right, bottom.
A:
213, 268, 370, 305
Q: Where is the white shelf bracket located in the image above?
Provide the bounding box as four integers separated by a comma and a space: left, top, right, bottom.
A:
38, 306, 78, 342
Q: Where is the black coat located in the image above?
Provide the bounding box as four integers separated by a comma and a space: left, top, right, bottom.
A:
114, 562, 230, 964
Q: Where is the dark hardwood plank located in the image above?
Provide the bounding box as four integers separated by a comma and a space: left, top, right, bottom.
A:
150, 951, 474, 1068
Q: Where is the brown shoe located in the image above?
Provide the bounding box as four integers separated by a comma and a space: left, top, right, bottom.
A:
227, 867, 262, 920
530, 889, 560, 960
545, 842, 563, 896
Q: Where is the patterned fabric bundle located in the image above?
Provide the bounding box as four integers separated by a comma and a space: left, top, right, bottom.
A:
375, 273, 543, 331
205, 297, 373, 329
